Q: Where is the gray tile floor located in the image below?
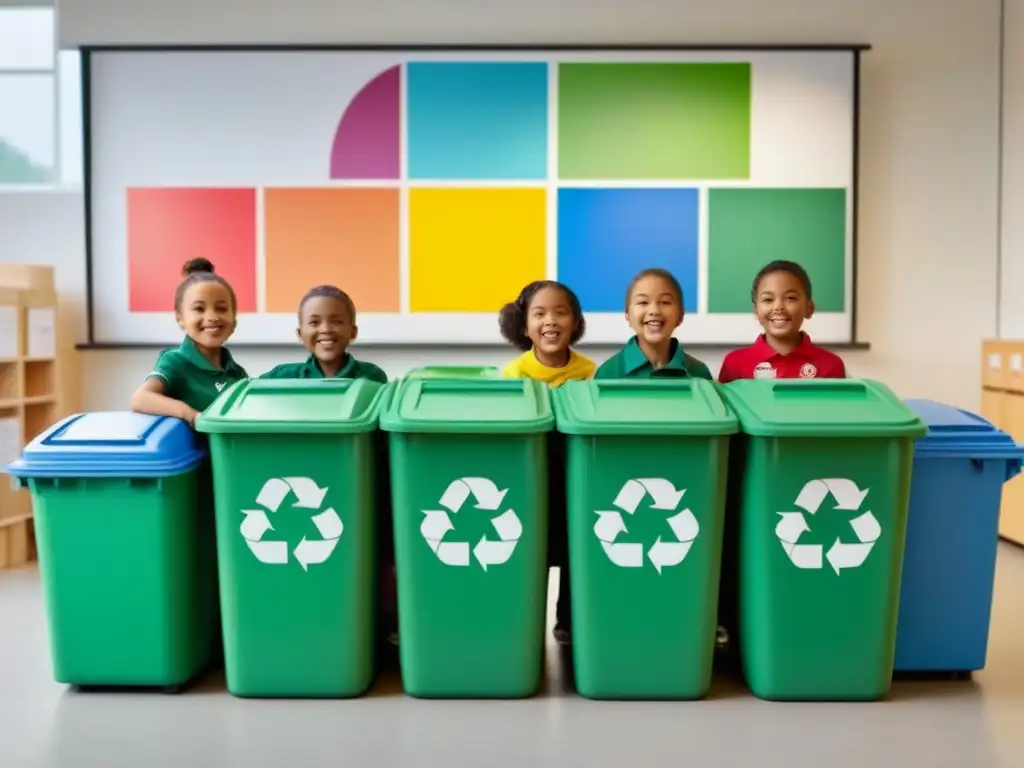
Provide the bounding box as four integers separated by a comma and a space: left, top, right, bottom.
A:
2, 549, 1024, 768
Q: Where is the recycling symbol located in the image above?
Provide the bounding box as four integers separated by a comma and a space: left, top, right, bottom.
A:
775, 478, 881, 574
420, 477, 523, 571
594, 478, 699, 574
240, 477, 343, 572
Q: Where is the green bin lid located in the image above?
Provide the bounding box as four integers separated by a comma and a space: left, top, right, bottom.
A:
720, 378, 928, 438
379, 377, 553, 434
405, 365, 500, 378
552, 379, 739, 436
195, 378, 388, 435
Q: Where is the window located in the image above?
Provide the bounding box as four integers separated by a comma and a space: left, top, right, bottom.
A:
0, 6, 83, 188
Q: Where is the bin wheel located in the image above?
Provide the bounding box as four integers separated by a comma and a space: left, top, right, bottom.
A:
162, 683, 186, 695
951, 671, 972, 681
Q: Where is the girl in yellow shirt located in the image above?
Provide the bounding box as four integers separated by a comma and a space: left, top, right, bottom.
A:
499, 280, 596, 384
499, 280, 594, 645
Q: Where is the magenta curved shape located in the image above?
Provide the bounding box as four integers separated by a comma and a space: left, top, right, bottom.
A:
329, 65, 401, 180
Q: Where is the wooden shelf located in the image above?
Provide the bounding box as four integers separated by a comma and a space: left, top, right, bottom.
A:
0, 264, 77, 571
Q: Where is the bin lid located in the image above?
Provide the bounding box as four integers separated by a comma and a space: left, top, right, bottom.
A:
196, 378, 387, 435
4, 411, 206, 478
904, 399, 1024, 464
379, 377, 553, 434
720, 379, 928, 438
552, 379, 739, 436
405, 366, 500, 378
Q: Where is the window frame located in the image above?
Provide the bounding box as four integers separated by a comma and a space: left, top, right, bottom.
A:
0, 4, 80, 191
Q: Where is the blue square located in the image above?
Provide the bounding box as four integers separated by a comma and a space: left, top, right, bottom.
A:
557, 188, 700, 313
407, 62, 548, 180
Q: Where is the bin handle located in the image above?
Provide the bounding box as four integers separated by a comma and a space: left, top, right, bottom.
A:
592, 380, 695, 392
415, 379, 527, 393
771, 381, 867, 396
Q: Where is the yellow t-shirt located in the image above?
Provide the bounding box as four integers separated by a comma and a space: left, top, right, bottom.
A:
502, 349, 596, 388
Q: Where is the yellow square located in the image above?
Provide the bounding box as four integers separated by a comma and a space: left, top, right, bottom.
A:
409, 187, 547, 312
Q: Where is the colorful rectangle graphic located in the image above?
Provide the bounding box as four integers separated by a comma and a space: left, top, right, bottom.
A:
123, 57, 847, 325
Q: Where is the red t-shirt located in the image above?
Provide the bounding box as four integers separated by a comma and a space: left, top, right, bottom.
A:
718, 334, 847, 383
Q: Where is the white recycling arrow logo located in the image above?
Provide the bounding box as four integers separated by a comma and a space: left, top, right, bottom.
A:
241, 476, 343, 572
594, 478, 699, 574
420, 477, 522, 571
775, 478, 881, 574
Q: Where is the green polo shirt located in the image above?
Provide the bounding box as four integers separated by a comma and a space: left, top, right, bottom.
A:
145, 337, 249, 412
595, 336, 713, 380
260, 353, 388, 383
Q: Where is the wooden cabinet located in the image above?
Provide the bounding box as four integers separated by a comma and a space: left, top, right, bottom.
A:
983, 340, 1024, 546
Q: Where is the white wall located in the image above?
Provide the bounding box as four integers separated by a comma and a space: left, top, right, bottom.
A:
1002, 0, 1024, 337
0, 0, 1003, 412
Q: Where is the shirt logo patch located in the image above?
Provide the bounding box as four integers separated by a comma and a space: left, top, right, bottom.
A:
754, 362, 777, 379
215, 381, 226, 392
800, 363, 818, 379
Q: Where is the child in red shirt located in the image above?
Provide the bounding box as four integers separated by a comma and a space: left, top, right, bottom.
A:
718, 260, 846, 383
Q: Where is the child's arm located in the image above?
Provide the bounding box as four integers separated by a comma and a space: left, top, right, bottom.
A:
131, 377, 199, 425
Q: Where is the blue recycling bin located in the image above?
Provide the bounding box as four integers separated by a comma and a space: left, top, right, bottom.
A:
4, 412, 219, 689
894, 399, 1024, 675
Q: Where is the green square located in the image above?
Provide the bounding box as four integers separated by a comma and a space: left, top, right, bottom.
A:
707, 188, 847, 313
558, 62, 751, 180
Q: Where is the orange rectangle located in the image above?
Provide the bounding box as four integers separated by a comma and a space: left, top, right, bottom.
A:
264, 187, 400, 314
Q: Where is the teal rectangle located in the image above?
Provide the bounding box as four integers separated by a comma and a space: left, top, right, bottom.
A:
557, 63, 751, 180
707, 188, 848, 313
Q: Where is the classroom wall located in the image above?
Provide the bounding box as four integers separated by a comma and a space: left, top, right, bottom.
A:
1002, 0, 1024, 338
0, 0, 1004, 412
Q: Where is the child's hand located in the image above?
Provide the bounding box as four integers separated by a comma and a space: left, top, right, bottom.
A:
179, 404, 201, 425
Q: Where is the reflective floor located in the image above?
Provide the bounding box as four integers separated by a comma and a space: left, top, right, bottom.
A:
2, 549, 1024, 767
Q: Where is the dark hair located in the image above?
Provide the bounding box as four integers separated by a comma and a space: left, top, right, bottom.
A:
498, 280, 585, 352
625, 267, 684, 310
174, 259, 238, 313
751, 260, 813, 302
298, 284, 356, 323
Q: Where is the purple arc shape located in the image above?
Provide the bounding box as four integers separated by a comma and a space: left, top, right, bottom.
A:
329, 65, 401, 180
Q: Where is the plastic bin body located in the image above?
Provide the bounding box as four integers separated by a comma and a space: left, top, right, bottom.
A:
894, 399, 1024, 673
5, 412, 213, 687
553, 380, 738, 699
405, 366, 500, 379
196, 378, 387, 698
381, 378, 553, 698
721, 379, 927, 701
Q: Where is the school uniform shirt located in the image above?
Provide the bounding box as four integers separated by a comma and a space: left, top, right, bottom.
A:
595, 336, 713, 380
502, 349, 596, 387
145, 337, 248, 412
260, 353, 389, 383
717, 333, 847, 383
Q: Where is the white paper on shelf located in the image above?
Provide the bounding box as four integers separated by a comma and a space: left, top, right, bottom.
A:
0, 306, 18, 359
27, 308, 55, 359
0, 418, 20, 467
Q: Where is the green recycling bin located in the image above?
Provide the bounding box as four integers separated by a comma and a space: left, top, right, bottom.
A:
552, 379, 738, 699
380, 377, 553, 698
405, 366, 500, 379
720, 379, 927, 701
4, 412, 216, 690
196, 378, 389, 698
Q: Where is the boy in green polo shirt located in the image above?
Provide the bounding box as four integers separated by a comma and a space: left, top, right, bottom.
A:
132, 258, 248, 423
260, 285, 387, 382
595, 268, 712, 380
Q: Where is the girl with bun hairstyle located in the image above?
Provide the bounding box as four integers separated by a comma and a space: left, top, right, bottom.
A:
130, 258, 247, 424
498, 280, 594, 646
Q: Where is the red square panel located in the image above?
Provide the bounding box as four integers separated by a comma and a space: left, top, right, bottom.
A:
127, 187, 258, 312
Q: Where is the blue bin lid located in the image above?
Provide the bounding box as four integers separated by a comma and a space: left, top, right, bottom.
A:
4, 411, 206, 479
904, 399, 1024, 470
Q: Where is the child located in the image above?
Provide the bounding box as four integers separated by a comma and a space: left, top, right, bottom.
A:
131, 258, 248, 423
499, 279, 596, 384
718, 260, 846, 383
260, 285, 388, 382
595, 267, 713, 380
499, 280, 594, 646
